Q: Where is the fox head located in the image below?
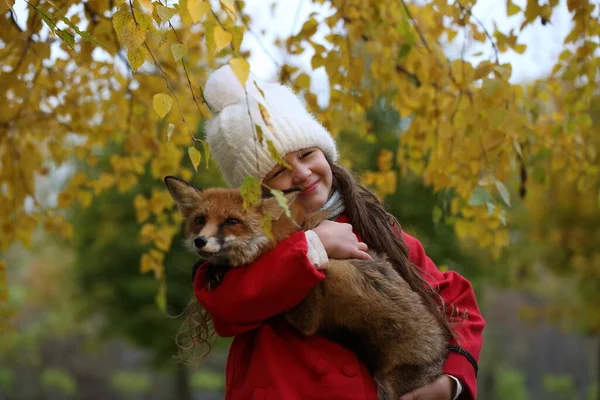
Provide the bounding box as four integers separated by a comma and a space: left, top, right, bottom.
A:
164, 176, 303, 266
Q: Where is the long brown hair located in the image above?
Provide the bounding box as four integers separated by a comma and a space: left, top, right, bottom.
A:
175, 160, 459, 362
329, 162, 458, 342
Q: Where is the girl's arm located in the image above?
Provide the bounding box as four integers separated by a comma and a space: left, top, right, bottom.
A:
401, 230, 485, 400
193, 231, 325, 337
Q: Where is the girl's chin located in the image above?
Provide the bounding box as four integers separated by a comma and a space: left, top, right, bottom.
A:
302, 196, 327, 212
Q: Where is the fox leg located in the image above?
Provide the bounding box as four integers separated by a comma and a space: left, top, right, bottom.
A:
284, 285, 325, 336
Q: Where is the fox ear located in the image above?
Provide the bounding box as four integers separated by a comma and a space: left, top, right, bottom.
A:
164, 176, 202, 216
262, 188, 301, 220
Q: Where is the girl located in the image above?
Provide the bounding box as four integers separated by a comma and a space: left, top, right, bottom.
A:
181, 65, 485, 400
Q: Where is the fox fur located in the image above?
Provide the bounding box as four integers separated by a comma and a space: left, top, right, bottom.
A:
164, 176, 449, 399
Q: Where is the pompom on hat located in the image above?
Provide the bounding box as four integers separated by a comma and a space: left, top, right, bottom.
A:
203, 65, 338, 188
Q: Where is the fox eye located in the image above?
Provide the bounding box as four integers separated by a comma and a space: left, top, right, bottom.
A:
195, 216, 206, 225
225, 218, 240, 226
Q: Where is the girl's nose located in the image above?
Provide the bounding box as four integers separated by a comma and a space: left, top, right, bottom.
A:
292, 164, 311, 184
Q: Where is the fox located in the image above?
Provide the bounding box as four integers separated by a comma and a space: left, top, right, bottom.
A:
164, 175, 449, 400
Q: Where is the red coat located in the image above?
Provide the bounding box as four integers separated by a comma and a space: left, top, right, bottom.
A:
195, 215, 485, 399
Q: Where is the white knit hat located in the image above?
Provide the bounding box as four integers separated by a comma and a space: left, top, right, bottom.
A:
203, 65, 338, 188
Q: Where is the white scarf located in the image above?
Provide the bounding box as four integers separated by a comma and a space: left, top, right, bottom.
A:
319, 190, 345, 220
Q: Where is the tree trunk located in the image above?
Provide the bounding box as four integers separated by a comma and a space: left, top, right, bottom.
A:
174, 364, 193, 400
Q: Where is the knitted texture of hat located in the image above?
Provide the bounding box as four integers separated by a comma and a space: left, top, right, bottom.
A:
203, 65, 338, 188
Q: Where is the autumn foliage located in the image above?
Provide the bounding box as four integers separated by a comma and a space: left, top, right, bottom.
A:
1, 0, 598, 317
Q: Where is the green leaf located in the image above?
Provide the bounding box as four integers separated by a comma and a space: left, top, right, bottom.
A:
202, 140, 210, 168
35, 6, 55, 31
398, 43, 411, 59
494, 180, 511, 207
155, 280, 166, 312
60, 16, 102, 46
266, 140, 292, 170
56, 29, 76, 49
432, 206, 443, 224
486, 201, 496, 215
240, 176, 262, 210
270, 188, 292, 219
469, 187, 492, 206
171, 43, 187, 62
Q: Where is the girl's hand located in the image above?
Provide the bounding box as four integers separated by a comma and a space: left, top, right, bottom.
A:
399, 375, 456, 400
312, 220, 372, 260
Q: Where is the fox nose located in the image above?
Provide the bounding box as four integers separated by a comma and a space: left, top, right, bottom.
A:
194, 236, 207, 249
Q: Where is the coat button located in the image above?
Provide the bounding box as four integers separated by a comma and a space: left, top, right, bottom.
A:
341, 361, 358, 378
313, 360, 329, 376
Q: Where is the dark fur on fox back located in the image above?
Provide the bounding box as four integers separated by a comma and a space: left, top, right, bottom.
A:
282, 247, 448, 398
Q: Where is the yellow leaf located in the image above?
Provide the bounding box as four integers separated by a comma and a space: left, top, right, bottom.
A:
134, 194, 150, 223
187, 0, 210, 23
188, 146, 202, 171
77, 190, 93, 208
241, 176, 262, 209
447, 29, 458, 42
213, 25, 232, 52
267, 140, 292, 170
138, 0, 153, 13
260, 213, 273, 240
112, 10, 133, 41
128, 45, 148, 72
219, 0, 236, 19
138, 13, 155, 32
228, 57, 250, 86
258, 103, 274, 132
270, 188, 292, 218
507, 0, 521, 16
254, 80, 265, 98
121, 24, 146, 50
171, 43, 187, 62
295, 73, 311, 90
153, 93, 173, 119
255, 124, 264, 142
232, 25, 244, 52
57, 191, 73, 208
156, 5, 176, 21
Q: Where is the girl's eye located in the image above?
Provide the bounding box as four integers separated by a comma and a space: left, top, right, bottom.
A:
301, 151, 313, 158
270, 169, 284, 180
225, 218, 240, 226
195, 216, 206, 225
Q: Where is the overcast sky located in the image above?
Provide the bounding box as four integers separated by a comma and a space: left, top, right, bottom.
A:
241, 0, 575, 103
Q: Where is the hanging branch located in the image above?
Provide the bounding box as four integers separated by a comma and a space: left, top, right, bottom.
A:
456, 1, 500, 65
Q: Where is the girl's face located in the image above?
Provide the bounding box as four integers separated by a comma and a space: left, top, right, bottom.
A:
262, 147, 333, 212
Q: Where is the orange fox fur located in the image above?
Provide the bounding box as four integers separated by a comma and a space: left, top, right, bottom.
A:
164, 176, 448, 399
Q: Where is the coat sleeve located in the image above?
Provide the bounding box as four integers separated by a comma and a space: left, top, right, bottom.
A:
193, 231, 326, 337
401, 230, 485, 400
